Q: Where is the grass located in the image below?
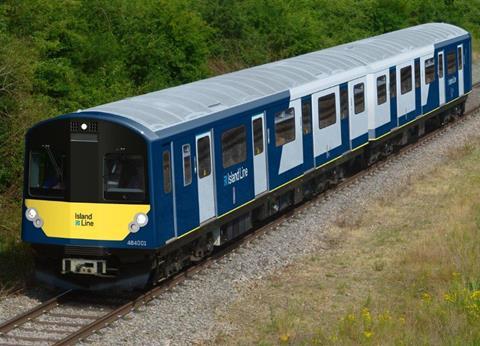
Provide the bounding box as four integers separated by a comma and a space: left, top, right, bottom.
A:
214, 139, 480, 345
0, 191, 32, 295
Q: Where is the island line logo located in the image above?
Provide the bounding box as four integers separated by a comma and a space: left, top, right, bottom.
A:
74, 212, 94, 227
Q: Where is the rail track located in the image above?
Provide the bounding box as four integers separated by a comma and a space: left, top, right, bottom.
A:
1, 83, 478, 346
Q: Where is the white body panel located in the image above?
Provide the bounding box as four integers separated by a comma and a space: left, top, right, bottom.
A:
278, 99, 303, 174
349, 76, 368, 142
458, 44, 464, 96
438, 51, 446, 105
196, 131, 216, 223
312, 86, 342, 158
252, 113, 268, 195
397, 61, 415, 118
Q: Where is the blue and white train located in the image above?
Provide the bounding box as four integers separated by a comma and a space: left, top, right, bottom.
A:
22, 23, 472, 290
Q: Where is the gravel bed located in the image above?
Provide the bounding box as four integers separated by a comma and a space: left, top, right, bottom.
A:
1, 73, 478, 346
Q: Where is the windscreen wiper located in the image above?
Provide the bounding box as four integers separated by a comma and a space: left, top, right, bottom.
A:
42, 144, 63, 181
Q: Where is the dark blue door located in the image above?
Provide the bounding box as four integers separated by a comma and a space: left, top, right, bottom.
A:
157, 143, 176, 241
301, 97, 314, 171
173, 136, 199, 236
339, 83, 350, 152
389, 67, 398, 128
444, 47, 459, 102
414, 58, 422, 117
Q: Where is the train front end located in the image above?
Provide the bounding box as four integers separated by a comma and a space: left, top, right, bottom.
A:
22, 114, 157, 291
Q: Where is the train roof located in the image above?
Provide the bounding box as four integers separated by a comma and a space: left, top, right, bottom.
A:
83, 23, 468, 133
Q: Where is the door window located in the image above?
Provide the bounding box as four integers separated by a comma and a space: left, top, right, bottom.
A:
253, 118, 264, 155
400, 66, 412, 94
354, 83, 365, 114
425, 58, 435, 84
162, 151, 172, 193
458, 46, 463, 70
318, 93, 336, 128
301, 99, 312, 134
197, 136, 211, 178
340, 88, 349, 119
415, 60, 420, 88
182, 144, 192, 186
377, 75, 387, 105
438, 53, 444, 78
389, 69, 396, 98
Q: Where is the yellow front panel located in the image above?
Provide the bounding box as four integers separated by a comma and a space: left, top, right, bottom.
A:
25, 199, 150, 241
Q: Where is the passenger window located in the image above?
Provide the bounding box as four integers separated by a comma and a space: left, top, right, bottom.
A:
415, 60, 420, 88
222, 125, 247, 168
340, 88, 349, 119
182, 144, 192, 186
376, 75, 387, 105
425, 58, 435, 84
163, 151, 172, 193
318, 93, 336, 128
438, 53, 444, 78
458, 47, 463, 70
301, 99, 312, 134
275, 107, 296, 146
447, 51, 456, 74
354, 83, 365, 114
253, 118, 264, 155
400, 66, 412, 94
389, 69, 396, 98
197, 136, 211, 178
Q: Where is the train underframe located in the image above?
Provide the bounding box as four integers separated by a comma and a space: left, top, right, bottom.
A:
33, 96, 467, 291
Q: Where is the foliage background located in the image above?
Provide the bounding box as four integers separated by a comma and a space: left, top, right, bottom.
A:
0, 0, 479, 287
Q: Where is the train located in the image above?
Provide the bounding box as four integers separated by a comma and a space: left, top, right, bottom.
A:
22, 23, 472, 290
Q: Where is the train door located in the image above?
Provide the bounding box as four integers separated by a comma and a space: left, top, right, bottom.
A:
373, 70, 390, 137
160, 143, 176, 238
457, 44, 464, 96
414, 58, 421, 117
445, 48, 459, 102
339, 84, 350, 151
173, 137, 199, 235
389, 67, 398, 128
312, 86, 342, 166
301, 97, 315, 171
196, 131, 216, 223
348, 77, 368, 149
397, 61, 415, 125
252, 113, 268, 195
438, 51, 445, 106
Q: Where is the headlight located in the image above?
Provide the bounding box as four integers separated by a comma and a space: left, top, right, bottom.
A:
25, 208, 38, 221
129, 222, 140, 234
33, 218, 44, 228
135, 213, 148, 227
